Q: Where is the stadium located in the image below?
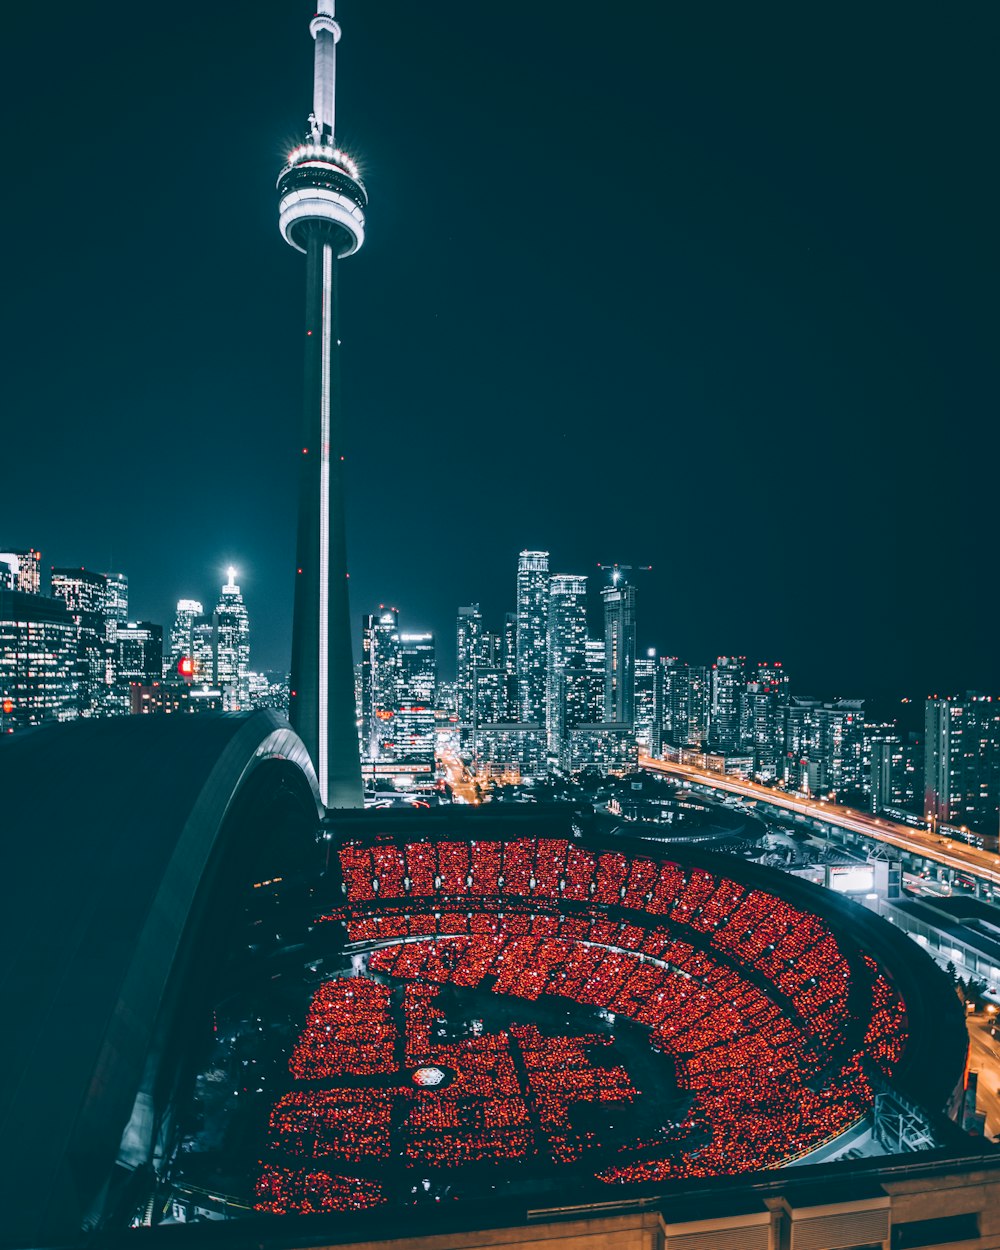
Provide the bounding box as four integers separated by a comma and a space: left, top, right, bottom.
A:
165, 812, 971, 1221
3, 715, 1000, 1250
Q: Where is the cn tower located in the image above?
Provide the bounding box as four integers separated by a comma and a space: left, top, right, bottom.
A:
278, 1, 367, 809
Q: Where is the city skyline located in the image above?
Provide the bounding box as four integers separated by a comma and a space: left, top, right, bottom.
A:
3, 4, 998, 700
8, 537, 1000, 709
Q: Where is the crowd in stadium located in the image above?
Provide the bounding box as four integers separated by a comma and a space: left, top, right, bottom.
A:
255, 836, 909, 1213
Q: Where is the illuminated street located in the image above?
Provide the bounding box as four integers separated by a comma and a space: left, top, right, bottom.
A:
967, 1012, 1000, 1140
438, 744, 480, 804
639, 754, 1000, 888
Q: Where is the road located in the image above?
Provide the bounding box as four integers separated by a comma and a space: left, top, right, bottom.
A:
438, 746, 480, 805
639, 754, 1000, 889
967, 1012, 1000, 1139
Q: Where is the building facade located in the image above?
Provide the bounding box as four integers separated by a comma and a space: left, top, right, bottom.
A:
213, 570, 250, 711
50, 567, 112, 715
602, 580, 636, 727
455, 604, 482, 724
925, 694, 1000, 845
169, 599, 204, 676
710, 655, 745, 751
0, 590, 79, 730
516, 551, 549, 724
545, 574, 587, 757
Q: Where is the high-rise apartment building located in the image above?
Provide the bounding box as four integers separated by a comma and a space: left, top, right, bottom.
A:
456, 604, 483, 724
742, 682, 780, 780
755, 661, 790, 706
0, 549, 42, 595
169, 599, 204, 675
686, 665, 711, 746
472, 666, 508, 728
546, 574, 587, 755
925, 694, 1000, 844
814, 700, 866, 795
502, 612, 517, 721
104, 573, 128, 642
51, 568, 111, 715
631, 658, 660, 754
116, 622, 164, 691
399, 632, 436, 705
662, 659, 709, 747
870, 731, 911, 815
602, 581, 636, 727
710, 656, 745, 751
213, 569, 250, 710
584, 639, 606, 722
516, 551, 549, 724
0, 590, 79, 730
480, 630, 503, 668
191, 618, 216, 689
634, 650, 660, 752
783, 696, 822, 784
391, 701, 436, 767
361, 608, 400, 760
389, 633, 436, 769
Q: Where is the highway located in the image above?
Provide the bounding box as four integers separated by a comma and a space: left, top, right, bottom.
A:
639, 754, 1000, 889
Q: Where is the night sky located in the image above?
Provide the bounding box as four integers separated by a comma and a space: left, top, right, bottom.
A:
2, 4, 996, 698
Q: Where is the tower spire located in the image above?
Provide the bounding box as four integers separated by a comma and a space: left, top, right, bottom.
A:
310, 1, 341, 139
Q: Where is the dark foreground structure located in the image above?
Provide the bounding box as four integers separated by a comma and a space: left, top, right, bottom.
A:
0, 713, 322, 1246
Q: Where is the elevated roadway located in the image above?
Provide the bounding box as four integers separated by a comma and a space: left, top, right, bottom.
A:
639, 754, 1000, 890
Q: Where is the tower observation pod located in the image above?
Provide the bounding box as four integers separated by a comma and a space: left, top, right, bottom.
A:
278, 1, 367, 809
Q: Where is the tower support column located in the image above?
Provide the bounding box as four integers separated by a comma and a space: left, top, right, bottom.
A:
290, 227, 363, 809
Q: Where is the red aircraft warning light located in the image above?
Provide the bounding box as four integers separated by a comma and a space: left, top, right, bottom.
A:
178, 657, 195, 678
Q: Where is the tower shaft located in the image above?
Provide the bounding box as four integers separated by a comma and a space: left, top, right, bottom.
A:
289, 229, 362, 808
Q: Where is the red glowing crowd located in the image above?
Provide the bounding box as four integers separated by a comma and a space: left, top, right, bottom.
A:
255, 836, 910, 1212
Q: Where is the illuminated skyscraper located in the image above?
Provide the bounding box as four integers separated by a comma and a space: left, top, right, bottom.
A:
50, 568, 111, 715
116, 622, 163, 691
925, 694, 1000, 841
634, 650, 660, 751
456, 604, 483, 723
169, 599, 204, 675
399, 632, 436, 705
516, 551, 549, 724
191, 618, 216, 689
280, 0, 367, 808
0, 590, 78, 729
546, 574, 587, 754
360, 608, 399, 760
584, 638, 606, 722
395, 633, 437, 772
502, 612, 518, 719
213, 569, 250, 710
104, 573, 128, 642
602, 580, 636, 727
709, 655, 745, 751
0, 549, 41, 595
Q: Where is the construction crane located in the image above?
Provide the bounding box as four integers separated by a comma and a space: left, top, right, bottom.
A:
597, 563, 652, 587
